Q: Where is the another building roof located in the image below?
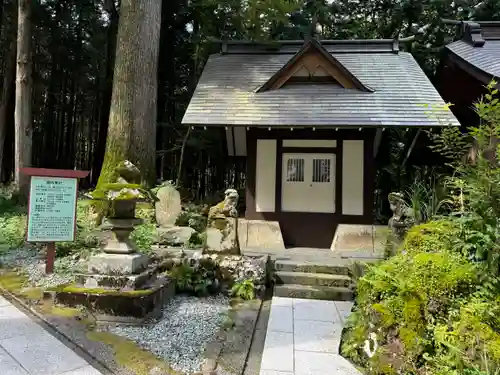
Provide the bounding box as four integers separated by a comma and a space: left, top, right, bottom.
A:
445, 21, 500, 83
182, 39, 459, 128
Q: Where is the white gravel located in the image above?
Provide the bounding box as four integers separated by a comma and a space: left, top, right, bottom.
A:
109, 294, 231, 374
0, 247, 90, 289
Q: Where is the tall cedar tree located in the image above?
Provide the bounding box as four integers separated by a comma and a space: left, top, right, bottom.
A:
14, 0, 32, 193
97, 0, 162, 187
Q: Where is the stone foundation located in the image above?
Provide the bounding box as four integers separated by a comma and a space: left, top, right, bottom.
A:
330, 224, 388, 254
238, 219, 285, 250
54, 277, 175, 324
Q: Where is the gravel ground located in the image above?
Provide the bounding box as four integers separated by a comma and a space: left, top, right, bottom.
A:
0, 247, 90, 289
109, 294, 231, 374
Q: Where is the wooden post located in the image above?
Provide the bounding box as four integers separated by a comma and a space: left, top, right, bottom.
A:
46, 242, 56, 274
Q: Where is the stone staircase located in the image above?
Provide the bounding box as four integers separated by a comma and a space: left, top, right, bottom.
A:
273, 259, 354, 301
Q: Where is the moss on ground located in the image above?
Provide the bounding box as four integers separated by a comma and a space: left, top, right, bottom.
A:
87, 331, 180, 375
0, 272, 43, 301
53, 284, 154, 297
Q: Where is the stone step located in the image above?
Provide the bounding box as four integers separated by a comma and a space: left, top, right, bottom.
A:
274, 284, 354, 301
275, 271, 351, 288
274, 260, 350, 275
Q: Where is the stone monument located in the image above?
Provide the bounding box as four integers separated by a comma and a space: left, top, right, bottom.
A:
204, 188, 240, 255
155, 181, 182, 228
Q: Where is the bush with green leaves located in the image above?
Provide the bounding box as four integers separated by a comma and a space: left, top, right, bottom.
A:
342, 250, 480, 374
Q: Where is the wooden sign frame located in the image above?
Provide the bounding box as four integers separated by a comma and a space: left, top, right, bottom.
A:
20, 168, 89, 274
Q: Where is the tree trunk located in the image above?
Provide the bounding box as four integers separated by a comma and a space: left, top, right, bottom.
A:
14, 0, 32, 193
97, 0, 162, 187
0, 40, 17, 181
176, 127, 191, 186
93, 0, 119, 184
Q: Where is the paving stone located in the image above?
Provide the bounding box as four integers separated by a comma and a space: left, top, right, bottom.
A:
260, 331, 294, 373
270, 297, 293, 307
267, 306, 293, 333
0, 346, 29, 375
60, 365, 104, 375
259, 371, 294, 375
0, 295, 10, 307
1, 330, 88, 375
0, 304, 45, 340
294, 351, 338, 375
335, 301, 354, 324
293, 299, 341, 323
293, 320, 342, 354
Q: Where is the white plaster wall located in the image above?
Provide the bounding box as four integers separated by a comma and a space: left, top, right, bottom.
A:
282, 139, 337, 148
342, 140, 364, 215
255, 139, 276, 212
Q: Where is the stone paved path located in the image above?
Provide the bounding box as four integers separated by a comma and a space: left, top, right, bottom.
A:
259, 297, 361, 375
0, 295, 103, 375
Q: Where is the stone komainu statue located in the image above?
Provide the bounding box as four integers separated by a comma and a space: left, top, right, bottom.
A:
388, 192, 415, 242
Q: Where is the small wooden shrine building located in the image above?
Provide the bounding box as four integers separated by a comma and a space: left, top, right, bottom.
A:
182, 38, 459, 248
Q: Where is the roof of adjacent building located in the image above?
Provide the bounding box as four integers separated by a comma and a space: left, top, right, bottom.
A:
182, 38, 459, 128
445, 21, 500, 81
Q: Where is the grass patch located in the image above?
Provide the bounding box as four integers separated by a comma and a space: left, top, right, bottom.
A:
87, 331, 179, 375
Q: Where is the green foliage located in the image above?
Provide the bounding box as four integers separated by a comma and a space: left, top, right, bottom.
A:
427, 125, 471, 164
168, 258, 221, 296
403, 219, 459, 255
175, 203, 207, 233
186, 231, 205, 249
130, 223, 157, 254
429, 81, 500, 273
0, 214, 27, 250
404, 168, 451, 224
342, 250, 480, 374
230, 279, 256, 300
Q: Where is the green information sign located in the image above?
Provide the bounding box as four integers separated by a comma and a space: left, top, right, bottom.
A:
27, 176, 78, 242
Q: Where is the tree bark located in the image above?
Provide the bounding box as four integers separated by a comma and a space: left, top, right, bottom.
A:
97, 0, 162, 187
93, 0, 119, 184
0, 40, 17, 181
14, 0, 32, 194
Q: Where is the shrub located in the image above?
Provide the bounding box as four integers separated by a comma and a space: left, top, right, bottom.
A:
342, 251, 479, 374
403, 219, 459, 255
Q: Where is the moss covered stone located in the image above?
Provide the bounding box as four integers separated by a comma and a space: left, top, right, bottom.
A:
53, 284, 154, 297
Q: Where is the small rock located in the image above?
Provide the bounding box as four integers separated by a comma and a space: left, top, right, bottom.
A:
157, 226, 196, 247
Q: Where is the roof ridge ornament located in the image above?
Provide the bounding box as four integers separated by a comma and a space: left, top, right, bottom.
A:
463, 21, 486, 47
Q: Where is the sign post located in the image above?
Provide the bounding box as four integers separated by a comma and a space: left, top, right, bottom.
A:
20, 168, 89, 274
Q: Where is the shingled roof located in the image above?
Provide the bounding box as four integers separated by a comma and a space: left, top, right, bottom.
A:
182, 39, 459, 128
445, 21, 500, 83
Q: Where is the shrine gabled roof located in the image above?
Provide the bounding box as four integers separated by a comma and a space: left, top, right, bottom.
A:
182, 39, 459, 128
445, 21, 500, 83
